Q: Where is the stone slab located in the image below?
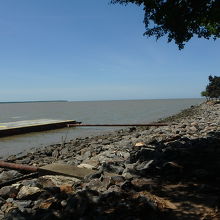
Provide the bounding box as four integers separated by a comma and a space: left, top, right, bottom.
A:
39, 163, 96, 179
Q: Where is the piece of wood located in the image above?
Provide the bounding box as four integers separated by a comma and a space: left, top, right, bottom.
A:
0, 161, 96, 179
39, 163, 96, 179
67, 123, 170, 127
0, 119, 78, 137
0, 160, 37, 172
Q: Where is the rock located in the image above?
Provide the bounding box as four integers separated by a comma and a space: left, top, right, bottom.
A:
0, 184, 21, 199
129, 127, 136, 132
13, 200, 32, 212
81, 159, 100, 169
17, 186, 42, 200
0, 170, 22, 183
105, 185, 121, 193
84, 169, 103, 181
19, 157, 31, 164
120, 180, 133, 191
102, 139, 111, 145
38, 197, 57, 209
190, 126, 198, 132
135, 148, 156, 162
135, 160, 154, 171
52, 149, 59, 158
1, 201, 18, 214
45, 149, 53, 156
131, 178, 155, 191
82, 151, 92, 160
38, 175, 80, 188
43, 186, 60, 195
116, 151, 130, 160
83, 179, 107, 192
102, 162, 124, 174
0, 210, 4, 219
60, 147, 69, 155
6, 155, 17, 161
99, 150, 116, 158
0, 197, 5, 207
135, 191, 177, 211
161, 161, 183, 175
77, 163, 96, 170
61, 200, 67, 207
60, 185, 74, 194
110, 176, 125, 185
122, 171, 135, 180
163, 161, 183, 169
21, 178, 41, 187
134, 142, 146, 147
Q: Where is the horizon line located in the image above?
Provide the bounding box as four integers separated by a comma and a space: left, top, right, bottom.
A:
0, 97, 204, 103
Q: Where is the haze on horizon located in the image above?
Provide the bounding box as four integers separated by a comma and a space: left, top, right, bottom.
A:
0, 0, 219, 102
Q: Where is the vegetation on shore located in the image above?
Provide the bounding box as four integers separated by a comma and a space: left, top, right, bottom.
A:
201, 75, 220, 100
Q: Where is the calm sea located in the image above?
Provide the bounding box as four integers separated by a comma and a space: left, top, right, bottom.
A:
0, 99, 203, 157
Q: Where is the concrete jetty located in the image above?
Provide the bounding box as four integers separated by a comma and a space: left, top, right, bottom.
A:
0, 119, 77, 137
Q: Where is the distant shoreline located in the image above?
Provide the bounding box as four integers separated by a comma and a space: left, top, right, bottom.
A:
0, 100, 68, 104
0, 98, 204, 104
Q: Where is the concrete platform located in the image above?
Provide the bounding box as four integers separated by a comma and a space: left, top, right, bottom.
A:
39, 163, 96, 179
0, 119, 77, 137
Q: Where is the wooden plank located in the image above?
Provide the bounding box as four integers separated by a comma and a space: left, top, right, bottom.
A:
39, 163, 96, 179
0, 119, 77, 137
67, 123, 169, 127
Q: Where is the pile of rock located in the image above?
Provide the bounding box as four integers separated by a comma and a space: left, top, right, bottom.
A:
0, 101, 220, 219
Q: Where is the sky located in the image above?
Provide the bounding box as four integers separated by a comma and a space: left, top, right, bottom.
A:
0, 0, 219, 102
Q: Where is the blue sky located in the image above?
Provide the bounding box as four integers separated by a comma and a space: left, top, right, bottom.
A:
0, 0, 219, 101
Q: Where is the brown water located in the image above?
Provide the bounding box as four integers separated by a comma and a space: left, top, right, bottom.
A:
0, 99, 203, 157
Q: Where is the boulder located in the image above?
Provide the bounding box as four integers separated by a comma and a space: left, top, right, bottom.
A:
0, 184, 21, 199
0, 170, 22, 183
38, 175, 80, 188
17, 186, 42, 200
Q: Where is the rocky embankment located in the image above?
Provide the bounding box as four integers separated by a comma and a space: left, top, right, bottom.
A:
0, 101, 220, 219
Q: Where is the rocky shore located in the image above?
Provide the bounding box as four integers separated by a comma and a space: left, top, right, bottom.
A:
0, 101, 220, 219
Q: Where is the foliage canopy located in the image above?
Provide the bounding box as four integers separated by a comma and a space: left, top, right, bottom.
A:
111, 0, 220, 49
201, 75, 220, 99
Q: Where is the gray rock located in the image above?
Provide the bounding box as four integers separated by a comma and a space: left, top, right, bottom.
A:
0, 170, 22, 183
135, 160, 154, 171
0, 210, 4, 219
82, 151, 92, 160
60, 147, 69, 155
61, 200, 67, 207
19, 158, 31, 164
0, 184, 21, 199
52, 149, 59, 158
110, 176, 125, 185
102, 139, 111, 145
83, 179, 108, 192
21, 178, 41, 187
99, 150, 116, 158
122, 171, 135, 180
104, 185, 121, 193
13, 200, 32, 212
101, 161, 124, 174
116, 151, 130, 160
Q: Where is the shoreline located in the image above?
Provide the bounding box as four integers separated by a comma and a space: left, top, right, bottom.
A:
3, 101, 202, 162
0, 101, 220, 219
